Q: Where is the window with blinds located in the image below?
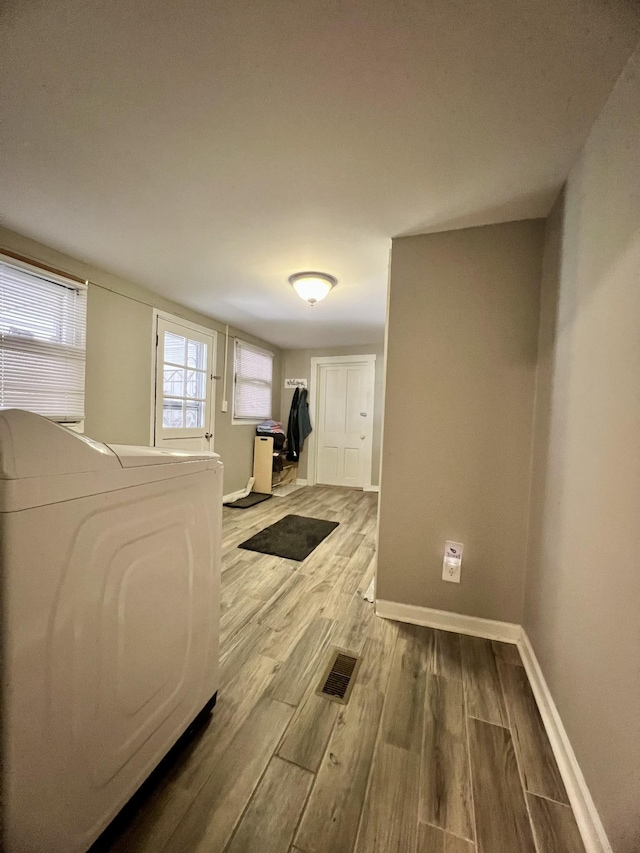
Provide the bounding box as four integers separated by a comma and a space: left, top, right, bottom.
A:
0, 255, 87, 422
233, 340, 273, 421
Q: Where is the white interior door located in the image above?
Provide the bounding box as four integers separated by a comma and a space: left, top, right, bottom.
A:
154, 315, 216, 451
315, 359, 375, 488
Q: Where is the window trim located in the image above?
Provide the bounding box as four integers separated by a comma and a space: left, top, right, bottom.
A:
0, 249, 87, 288
232, 338, 274, 425
0, 251, 88, 428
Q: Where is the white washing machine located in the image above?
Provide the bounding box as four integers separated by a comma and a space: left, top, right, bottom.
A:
0, 409, 223, 852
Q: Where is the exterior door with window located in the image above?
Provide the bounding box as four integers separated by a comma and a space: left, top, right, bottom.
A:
154, 315, 216, 451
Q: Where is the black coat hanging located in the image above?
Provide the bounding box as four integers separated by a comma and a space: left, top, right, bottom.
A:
286, 387, 313, 462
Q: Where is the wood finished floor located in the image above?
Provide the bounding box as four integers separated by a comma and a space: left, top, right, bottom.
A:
95, 486, 585, 853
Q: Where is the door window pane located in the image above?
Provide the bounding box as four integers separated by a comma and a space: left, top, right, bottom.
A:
185, 400, 205, 428
187, 339, 207, 370
185, 370, 205, 399
164, 331, 186, 365
163, 399, 184, 428
163, 367, 185, 397
158, 324, 211, 434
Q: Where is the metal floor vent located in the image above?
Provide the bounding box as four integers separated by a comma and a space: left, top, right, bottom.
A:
317, 648, 361, 705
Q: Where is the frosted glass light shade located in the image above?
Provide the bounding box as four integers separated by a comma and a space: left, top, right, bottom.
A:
289, 272, 337, 305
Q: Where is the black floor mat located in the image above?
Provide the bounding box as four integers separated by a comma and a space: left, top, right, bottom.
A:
238, 514, 339, 561
226, 492, 272, 509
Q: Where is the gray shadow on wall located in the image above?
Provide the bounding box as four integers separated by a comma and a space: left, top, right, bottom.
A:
523, 187, 572, 647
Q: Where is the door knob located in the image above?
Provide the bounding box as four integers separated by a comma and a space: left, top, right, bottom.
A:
205, 432, 213, 440
360, 434, 365, 440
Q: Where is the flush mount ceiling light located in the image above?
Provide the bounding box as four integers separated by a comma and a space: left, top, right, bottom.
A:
289, 271, 337, 305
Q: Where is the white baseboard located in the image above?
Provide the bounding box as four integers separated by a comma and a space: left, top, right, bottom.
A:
518, 631, 612, 853
222, 488, 247, 503
223, 475, 255, 504
298, 478, 379, 491
374, 599, 521, 643
227, 478, 307, 499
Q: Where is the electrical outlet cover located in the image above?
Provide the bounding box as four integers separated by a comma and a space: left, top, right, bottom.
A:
442, 556, 461, 583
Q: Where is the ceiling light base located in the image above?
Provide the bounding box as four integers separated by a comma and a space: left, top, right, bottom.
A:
288, 271, 337, 305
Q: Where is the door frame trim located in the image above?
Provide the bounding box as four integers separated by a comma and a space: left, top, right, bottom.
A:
150, 309, 217, 446
307, 354, 376, 488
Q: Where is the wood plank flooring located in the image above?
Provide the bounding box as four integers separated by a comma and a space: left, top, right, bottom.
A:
94, 486, 585, 853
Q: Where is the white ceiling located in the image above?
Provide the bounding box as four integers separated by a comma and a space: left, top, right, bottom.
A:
1, 1, 639, 348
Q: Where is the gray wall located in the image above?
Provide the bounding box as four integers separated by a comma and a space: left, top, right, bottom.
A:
280, 344, 385, 486
377, 221, 544, 623
524, 45, 640, 853
0, 226, 281, 495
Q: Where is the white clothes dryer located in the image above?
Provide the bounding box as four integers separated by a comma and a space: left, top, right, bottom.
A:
0, 409, 222, 852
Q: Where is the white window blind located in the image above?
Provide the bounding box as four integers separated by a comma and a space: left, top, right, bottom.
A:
0, 256, 87, 422
234, 340, 273, 420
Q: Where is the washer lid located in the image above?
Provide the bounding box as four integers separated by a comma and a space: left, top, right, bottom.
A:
0, 409, 120, 479
107, 444, 220, 467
